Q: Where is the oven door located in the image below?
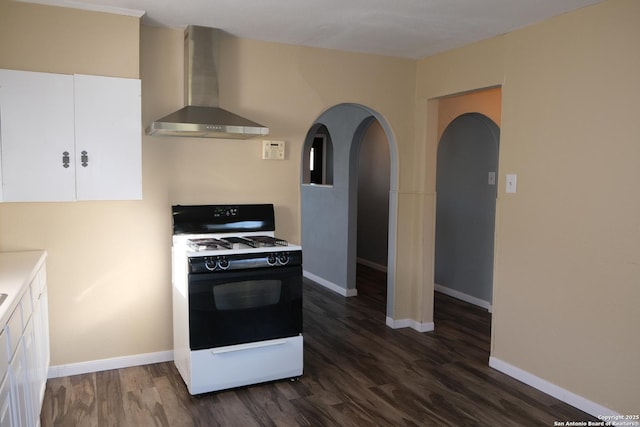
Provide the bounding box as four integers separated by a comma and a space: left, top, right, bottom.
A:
188, 265, 302, 350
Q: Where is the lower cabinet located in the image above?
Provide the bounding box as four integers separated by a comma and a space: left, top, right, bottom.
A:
0, 372, 14, 427
1, 262, 48, 427
9, 338, 30, 427
1, 326, 14, 427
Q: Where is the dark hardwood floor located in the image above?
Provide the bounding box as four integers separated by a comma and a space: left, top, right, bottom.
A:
41, 265, 595, 426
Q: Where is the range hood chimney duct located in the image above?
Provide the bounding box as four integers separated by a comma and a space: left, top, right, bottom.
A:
146, 25, 269, 139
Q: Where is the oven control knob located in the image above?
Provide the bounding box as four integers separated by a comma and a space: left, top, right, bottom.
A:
277, 252, 289, 265
217, 256, 230, 270
267, 253, 277, 266
204, 257, 217, 271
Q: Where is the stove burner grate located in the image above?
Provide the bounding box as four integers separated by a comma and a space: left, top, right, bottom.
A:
221, 236, 288, 248
187, 238, 233, 251
249, 236, 288, 247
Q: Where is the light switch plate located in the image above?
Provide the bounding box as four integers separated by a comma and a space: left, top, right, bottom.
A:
506, 174, 517, 193
262, 140, 285, 160
488, 171, 496, 185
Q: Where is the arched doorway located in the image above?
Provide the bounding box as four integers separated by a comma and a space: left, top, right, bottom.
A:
300, 103, 398, 320
356, 120, 390, 273
434, 113, 500, 309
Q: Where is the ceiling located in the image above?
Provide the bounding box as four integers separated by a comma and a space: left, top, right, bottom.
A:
20, 0, 604, 59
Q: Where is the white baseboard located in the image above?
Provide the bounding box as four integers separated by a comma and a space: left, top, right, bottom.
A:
48, 350, 174, 379
356, 258, 388, 273
386, 316, 434, 333
303, 270, 358, 297
488, 356, 619, 418
435, 283, 492, 312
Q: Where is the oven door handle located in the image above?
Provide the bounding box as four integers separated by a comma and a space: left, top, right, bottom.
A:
210, 338, 289, 355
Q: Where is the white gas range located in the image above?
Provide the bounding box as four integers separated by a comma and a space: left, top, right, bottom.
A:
171, 204, 303, 395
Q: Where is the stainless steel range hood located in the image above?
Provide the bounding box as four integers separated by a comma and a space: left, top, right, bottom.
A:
147, 25, 269, 139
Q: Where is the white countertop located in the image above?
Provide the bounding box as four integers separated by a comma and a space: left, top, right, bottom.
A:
0, 250, 47, 327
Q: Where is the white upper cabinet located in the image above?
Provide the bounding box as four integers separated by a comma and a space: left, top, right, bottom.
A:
0, 69, 76, 202
74, 74, 142, 200
0, 69, 142, 202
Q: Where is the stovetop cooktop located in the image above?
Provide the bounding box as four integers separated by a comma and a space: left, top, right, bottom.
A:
187, 235, 289, 251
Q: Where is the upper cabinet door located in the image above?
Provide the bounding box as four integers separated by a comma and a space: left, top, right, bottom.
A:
74, 74, 142, 201
0, 69, 76, 202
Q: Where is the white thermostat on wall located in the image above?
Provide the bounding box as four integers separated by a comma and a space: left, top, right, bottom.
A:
262, 140, 285, 160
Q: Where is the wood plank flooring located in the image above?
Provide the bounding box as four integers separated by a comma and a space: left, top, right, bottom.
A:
41, 265, 596, 426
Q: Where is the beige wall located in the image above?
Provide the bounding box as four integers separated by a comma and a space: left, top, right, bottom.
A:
0, 0, 418, 371
0, 1, 139, 77
0, 1, 166, 367
418, 0, 639, 413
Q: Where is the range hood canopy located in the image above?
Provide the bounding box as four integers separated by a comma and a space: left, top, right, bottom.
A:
147, 25, 269, 139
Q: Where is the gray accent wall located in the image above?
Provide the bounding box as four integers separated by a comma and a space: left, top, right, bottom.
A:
301, 105, 373, 294
434, 113, 500, 304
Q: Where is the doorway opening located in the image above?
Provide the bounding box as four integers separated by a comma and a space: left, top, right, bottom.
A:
300, 103, 398, 322
432, 87, 501, 329
434, 112, 499, 311
433, 111, 499, 366
355, 119, 391, 313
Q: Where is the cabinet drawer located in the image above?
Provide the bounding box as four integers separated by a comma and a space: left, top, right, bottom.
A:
29, 266, 47, 309
21, 289, 33, 327
30, 277, 41, 312
189, 336, 303, 394
6, 307, 21, 357
0, 329, 7, 379
36, 265, 47, 295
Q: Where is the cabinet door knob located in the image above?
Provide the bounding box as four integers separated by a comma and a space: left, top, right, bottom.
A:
81, 150, 89, 167
62, 151, 70, 168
